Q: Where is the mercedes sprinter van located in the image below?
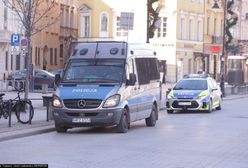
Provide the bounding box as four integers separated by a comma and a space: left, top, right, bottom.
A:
52, 41, 161, 133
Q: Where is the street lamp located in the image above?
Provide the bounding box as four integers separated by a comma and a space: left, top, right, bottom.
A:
212, 0, 227, 97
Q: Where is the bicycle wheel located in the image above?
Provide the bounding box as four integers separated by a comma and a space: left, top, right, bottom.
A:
15, 100, 34, 124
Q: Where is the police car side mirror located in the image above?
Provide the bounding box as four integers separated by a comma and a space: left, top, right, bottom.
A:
126, 73, 136, 86
55, 74, 61, 86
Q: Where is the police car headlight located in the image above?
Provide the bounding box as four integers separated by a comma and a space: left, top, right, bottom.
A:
53, 95, 63, 108
197, 91, 209, 100
103, 94, 121, 108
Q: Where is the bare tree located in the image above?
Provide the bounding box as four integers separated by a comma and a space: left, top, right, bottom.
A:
2, 0, 60, 98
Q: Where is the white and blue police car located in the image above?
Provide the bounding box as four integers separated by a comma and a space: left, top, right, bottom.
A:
166, 74, 222, 113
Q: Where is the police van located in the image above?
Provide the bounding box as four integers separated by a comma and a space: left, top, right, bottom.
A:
52, 41, 161, 133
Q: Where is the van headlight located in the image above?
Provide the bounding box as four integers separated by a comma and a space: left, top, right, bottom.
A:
103, 94, 121, 108
53, 95, 63, 108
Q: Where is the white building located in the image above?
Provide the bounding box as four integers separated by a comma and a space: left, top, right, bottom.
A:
0, 2, 24, 80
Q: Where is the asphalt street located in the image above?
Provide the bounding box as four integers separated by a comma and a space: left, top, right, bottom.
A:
0, 96, 248, 168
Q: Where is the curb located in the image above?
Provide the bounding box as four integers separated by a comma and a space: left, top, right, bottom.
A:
0, 125, 55, 142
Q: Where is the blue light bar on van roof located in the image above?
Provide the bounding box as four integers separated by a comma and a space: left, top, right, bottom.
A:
183, 73, 210, 78
70, 41, 127, 59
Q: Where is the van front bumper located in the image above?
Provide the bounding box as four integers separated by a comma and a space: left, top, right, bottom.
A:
53, 108, 123, 128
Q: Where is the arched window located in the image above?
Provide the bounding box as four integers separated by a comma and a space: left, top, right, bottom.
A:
101, 13, 108, 32
100, 12, 109, 37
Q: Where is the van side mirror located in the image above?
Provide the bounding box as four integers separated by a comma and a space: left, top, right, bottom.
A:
55, 74, 61, 86
126, 73, 136, 86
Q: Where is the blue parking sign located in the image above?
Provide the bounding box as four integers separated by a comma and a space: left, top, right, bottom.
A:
11, 34, 20, 46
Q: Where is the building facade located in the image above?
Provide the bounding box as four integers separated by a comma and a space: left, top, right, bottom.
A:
59, 0, 78, 67
203, 0, 223, 81
0, 2, 24, 80
151, 0, 205, 82
77, 0, 147, 43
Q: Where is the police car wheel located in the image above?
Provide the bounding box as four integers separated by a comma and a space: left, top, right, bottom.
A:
216, 100, 222, 110
167, 109, 174, 114
116, 109, 129, 133
206, 100, 213, 113
55, 123, 68, 133
146, 105, 157, 127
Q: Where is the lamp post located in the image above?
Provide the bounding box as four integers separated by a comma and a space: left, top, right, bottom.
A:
212, 0, 227, 97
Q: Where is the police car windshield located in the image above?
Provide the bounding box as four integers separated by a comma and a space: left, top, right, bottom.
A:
62, 59, 125, 84
174, 79, 208, 90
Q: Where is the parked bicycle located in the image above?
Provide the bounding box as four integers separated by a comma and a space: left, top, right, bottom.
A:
0, 88, 34, 124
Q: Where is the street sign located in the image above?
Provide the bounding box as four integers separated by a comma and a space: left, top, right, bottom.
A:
120, 12, 134, 30
21, 38, 28, 47
11, 34, 20, 46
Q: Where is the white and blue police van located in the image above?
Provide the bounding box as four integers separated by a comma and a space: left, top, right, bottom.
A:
52, 41, 161, 133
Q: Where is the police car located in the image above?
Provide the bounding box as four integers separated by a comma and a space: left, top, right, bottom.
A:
166, 74, 222, 113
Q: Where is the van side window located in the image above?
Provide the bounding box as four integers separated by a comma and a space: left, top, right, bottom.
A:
135, 58, 160, 85
126, 59, 134, 80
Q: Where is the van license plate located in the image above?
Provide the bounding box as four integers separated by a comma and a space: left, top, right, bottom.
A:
178, 102, 191, 106
72, 118, 91, 123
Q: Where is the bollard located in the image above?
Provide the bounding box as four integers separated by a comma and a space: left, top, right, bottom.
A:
42, 84, 48, 94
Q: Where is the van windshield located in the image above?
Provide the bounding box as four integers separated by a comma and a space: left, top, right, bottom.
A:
62, 59, 125, 84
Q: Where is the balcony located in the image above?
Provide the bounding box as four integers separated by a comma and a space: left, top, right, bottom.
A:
212, 35, 222, 44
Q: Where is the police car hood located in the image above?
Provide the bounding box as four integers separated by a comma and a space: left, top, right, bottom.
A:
57, 85, 120, 100
173, 90, 205, 99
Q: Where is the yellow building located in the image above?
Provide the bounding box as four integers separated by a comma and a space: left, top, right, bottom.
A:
77, 0, 147, 42
203, 0, 223, 81
31, 1, 61, 71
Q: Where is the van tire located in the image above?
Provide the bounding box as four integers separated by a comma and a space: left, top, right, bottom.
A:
55, 123, 68, 133
146, 105, 157, 127
116, 109, 129, 133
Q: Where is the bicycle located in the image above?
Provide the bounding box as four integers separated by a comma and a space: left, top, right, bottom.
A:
0, 88, 34, 124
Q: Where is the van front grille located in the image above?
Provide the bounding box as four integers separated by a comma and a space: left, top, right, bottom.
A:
63, 99, 102, 109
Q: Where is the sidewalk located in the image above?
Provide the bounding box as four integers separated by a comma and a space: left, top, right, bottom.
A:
0, 91, 55, 142
0, 87, 247, 142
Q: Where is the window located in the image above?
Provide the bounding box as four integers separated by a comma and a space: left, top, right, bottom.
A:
4, 7, 7, 29
126, 59, 134, 80
162, 17, 167, 37
16, 55, 20, 70
54, 48, 57, 65
197, 20, 203, 41
214, 18, 217, 35
38, 48, 40, 65
61, 7, 64, 26
189, 19, 194, 40
70, 9, 74, 28
11, 55, 13, 70
207, 17, 210, 35
50, 48, 53, 65
101, 13, 108, 32
60, 44, 63, 58
135, 58, 160, 85
35, 47, 38, 65
180, 17, 185, 39
80, 15, 90, 37
5, 51, 8, 71
157, 17, 167, 38
116, 16, 128, 37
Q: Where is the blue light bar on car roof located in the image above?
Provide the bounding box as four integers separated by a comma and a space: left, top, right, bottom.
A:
183, 73, 210, 78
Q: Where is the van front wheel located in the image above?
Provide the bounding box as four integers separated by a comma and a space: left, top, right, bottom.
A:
146, 105, 157, 127
116, 109, 129, 133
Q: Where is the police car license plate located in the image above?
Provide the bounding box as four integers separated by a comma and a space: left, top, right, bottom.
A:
72, 118, 91, 123
178, 102, 191, 106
